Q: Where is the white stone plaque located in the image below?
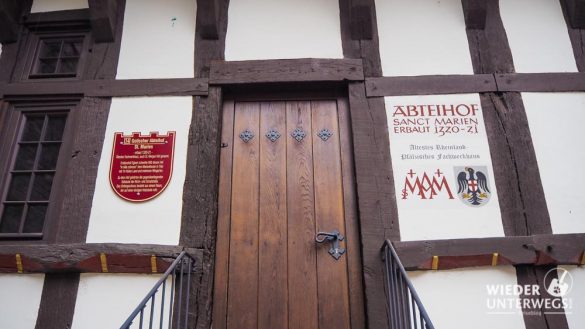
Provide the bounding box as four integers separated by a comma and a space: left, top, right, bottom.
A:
386, 94, 505, 240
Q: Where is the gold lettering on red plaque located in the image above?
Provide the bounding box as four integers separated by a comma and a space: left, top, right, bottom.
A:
109, 131, 176, 202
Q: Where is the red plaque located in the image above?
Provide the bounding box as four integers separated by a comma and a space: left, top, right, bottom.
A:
109, 131, 176, 202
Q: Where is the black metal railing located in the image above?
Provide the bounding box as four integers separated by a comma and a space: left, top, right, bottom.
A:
382, 240, 435, 329
120, 251, 195, 329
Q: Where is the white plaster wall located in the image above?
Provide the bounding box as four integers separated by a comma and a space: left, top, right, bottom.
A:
31, 0, 88, 13
87, 97, 192, 244
116, 0, 196, 79
0, 274, 45, 329
386, 94, 504, 240
408, 267, 525, 329
564, 266, 585, 329
376, 0, 474, 76
225, 0, 343, 60
500, 0, 577, 73
522, 93, 585, 234
72, 274, 172, 329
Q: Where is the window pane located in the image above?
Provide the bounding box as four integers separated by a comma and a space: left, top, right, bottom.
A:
30, 173, 54, 201
0, 204, 24, 233
6, 174, 31, 201
39, 40, 62, 58
22, 116, 45, 141
36, 58, 58, 74
14, 144, 38, 170
38, 144, 61, 170
57, 58, 79, 74
62, 40, 81, 57
45, 115, 67, 141
23, 204, 47, 233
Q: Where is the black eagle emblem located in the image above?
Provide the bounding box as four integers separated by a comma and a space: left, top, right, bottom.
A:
456, 167, 491, 206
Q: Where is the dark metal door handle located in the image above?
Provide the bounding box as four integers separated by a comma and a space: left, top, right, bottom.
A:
315, 230, 346, 260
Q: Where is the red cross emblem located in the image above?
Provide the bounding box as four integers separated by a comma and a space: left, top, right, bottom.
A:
467, 179, 478, 192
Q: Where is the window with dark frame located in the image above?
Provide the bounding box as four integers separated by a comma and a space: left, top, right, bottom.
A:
12, 8, 94, 81
0, 10, 94, 239
31, 37, 84, 78
0, 112, 68, 237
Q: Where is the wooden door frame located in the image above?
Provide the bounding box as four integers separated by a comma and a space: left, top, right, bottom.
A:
180, 81, 394, 329
212, 88, 366, 329
221, 82, 348, 102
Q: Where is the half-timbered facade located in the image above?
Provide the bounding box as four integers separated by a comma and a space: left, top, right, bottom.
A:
0, 0, 584, 328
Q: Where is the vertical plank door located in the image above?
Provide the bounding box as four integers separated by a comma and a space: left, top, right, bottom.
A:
258, 102, 288, 329
226, 102, 260, 329
214, 99, 365, 329
286, 101, 318, 329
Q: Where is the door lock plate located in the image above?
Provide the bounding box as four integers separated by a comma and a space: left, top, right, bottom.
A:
315, 230, 346, 260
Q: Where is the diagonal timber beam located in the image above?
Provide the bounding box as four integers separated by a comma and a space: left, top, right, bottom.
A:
564, 0, 585, 28
461, 0, 487, 29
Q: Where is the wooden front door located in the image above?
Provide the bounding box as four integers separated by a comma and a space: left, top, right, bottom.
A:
213, 98, 364, 329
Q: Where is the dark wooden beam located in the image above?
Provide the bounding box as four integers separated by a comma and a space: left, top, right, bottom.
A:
465, 0, 552, 238
392, 234, 585, 271
0, 0, 24, 43
340, 0, 382, 77
365, 72, 585, 95
88, 78, 208, 97
25, 8, 90, 27
0, 243, 202, 274
350, 1, 373, 40
563, 0, 585, 29
463, 0, 531, 237
485, 91, 553, 236
496, 72, 585, 92
51, 97, 110, 243
480, 93, 529, 236
5, 72, 585, 99
465, 0, 515, 73
516, 266, 569, 329
209, 59, 364, 85
88, 0, 118, 42
35, 274, 80, 329
366, 74, 496, 96
461, 0, 487, 29
464, 3, 562, 326
348, 82, 398, 329
0, 78, 209, 97
394, 236, 533, 270
197, 0, 219, 39
561, 0, 585, 71
180, 0, 229, 327
0, 81, 83, 97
